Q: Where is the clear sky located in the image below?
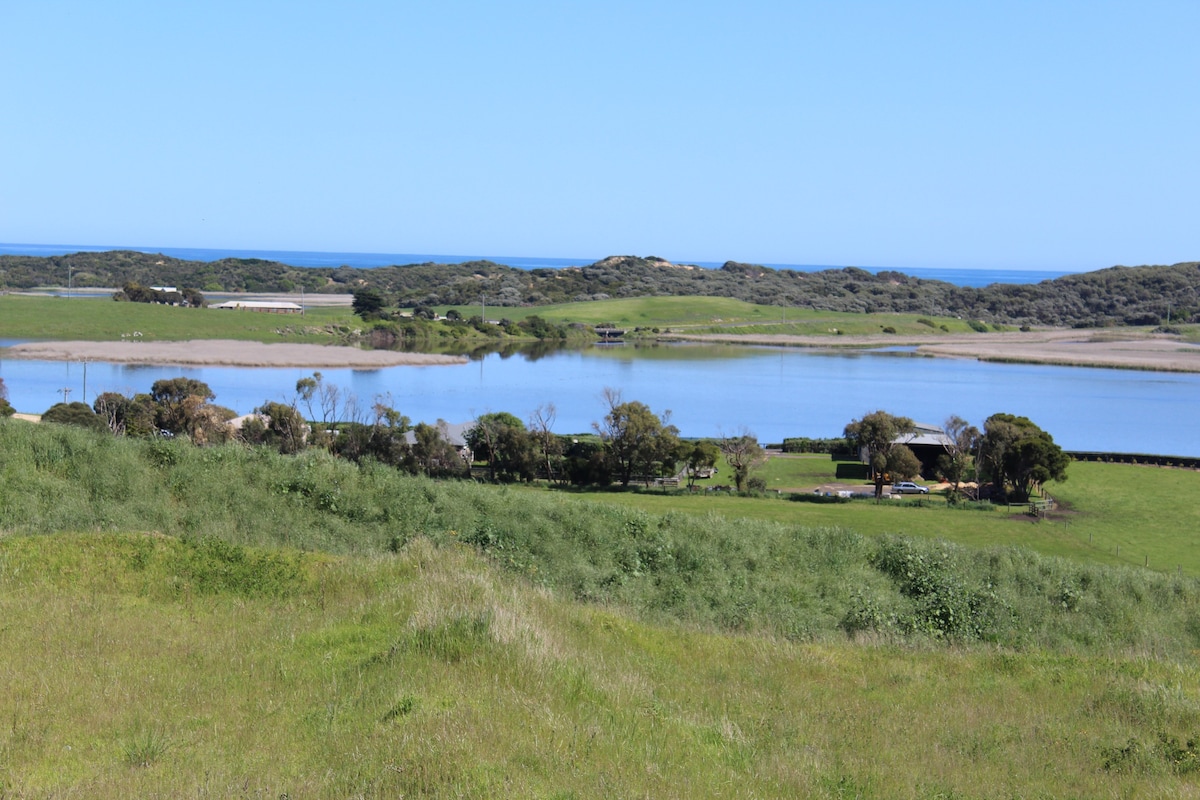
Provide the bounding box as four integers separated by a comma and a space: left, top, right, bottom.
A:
2, 1, 1196, 271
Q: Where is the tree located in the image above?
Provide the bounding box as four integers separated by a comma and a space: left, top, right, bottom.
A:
150, 377, 216, 435
295, 372, 353, 449
181, 287, 207, 308
41, 402, 107, 432
886, 444, 922, 482
183, 400, 236, 446
979, 413, 1070, 501
844, 410, 916, 498
351, 288, 386, 319
529, 404, 565, 484
563, 437, 611, 487
467, 411, 536, 483
0, 377, 13, 417
683, 440, 721, 489
407, 421, 469, 478
937, 415, 980, 500
253, 401, 309, 454
719, 430, 766, 492
93, 392, 158, 437
594, 388, 680, 487
93, 392, 133, 434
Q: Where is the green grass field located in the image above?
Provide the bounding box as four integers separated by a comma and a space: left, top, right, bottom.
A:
3, 532, 1199, 798
0, 295, 358, 343
577, 456, 1200, 575
447, 296, 984, 336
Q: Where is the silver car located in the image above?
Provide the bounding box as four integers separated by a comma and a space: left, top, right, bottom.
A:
891, 481, 929, 494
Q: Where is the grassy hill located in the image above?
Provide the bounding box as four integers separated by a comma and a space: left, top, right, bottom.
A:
5, 532, 1200, 798
4, 419, 1200, 795
4, 249, 1199, 327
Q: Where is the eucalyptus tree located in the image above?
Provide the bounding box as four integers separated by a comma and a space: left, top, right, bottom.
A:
978, 414, 1069, 501
595, 388, 681, 487
719, 431, 766, 493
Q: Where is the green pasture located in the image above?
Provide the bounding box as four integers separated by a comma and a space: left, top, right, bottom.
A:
0, 294, 357, 343
4, 533, 1198, 797
575, 456, 1200, 575
4, 421, 1200, 795
449, 295, 983, 336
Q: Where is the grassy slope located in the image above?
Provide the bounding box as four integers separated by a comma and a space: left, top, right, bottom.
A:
3, 533, 1200, 798
4, 422, 1200, 795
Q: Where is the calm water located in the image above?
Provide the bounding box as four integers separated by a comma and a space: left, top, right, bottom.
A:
3, 344, 1197, 456
0, 243, 1074, 288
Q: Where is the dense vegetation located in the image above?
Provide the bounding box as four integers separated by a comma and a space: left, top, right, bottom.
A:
4, 250, 1198, 327
4, 419, 1200, 795
0, 418, 1195, 654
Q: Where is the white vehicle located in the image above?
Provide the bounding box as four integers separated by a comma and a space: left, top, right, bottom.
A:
891, 481, 929, 494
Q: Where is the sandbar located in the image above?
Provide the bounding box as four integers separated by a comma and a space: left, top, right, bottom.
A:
663, 329, 1200, 373
2, 339, 467, 368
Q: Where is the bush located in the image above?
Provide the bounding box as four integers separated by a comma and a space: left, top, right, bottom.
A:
781, 437, 851, 455
968, 320, 989, 333
42, 402, 107, 432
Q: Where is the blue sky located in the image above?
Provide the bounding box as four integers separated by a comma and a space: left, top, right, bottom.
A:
2, 1, 1196, 270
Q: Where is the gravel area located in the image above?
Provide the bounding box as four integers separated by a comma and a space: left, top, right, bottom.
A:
664, 329, 1200, 373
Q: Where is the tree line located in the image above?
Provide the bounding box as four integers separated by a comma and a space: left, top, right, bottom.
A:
15, 370, 1066, 502
22, 374, 769, 491
3, 250, 1197, 328
844, 409, 1069, 502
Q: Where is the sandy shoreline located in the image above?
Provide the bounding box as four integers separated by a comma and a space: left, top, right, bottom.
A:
662, 329, 1200, 373
6, 330, 1200, 372
2, 339, 468, 368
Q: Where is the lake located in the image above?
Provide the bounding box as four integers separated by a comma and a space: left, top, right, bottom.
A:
3, 342, 1197, 456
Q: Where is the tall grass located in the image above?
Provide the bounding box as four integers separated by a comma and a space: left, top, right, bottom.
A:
3, 533, 1200, 797
3, 419, 1199, 658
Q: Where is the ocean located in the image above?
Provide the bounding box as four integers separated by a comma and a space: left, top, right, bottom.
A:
0, 242, 1078, 288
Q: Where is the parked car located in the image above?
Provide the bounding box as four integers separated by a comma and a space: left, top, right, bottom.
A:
891, 481, 929, 494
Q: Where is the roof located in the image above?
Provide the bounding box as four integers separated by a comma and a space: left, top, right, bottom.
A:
213, 300, 303, 311
403, 420, 473, 448
896, 422, 953, 448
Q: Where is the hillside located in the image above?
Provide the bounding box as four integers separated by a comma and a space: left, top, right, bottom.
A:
4, 420, 1200, 795
2, 250, 1198, 327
